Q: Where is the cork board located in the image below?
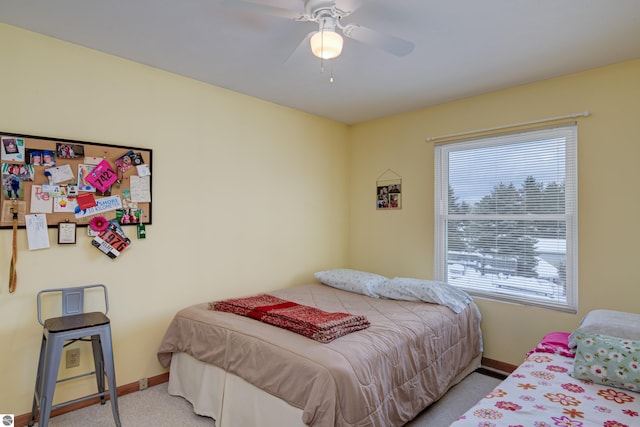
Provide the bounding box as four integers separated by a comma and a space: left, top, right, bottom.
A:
0, 131, 152, 229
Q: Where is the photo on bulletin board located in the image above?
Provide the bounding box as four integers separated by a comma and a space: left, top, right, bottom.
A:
1, 137, 25, 162
376, 178, 402, 210
0, 131, 152, 229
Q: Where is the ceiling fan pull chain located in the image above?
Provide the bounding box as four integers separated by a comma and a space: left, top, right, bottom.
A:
318, 17, 334, 82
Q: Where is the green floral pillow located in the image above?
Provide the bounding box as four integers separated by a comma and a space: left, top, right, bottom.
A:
572, 331, 640, 392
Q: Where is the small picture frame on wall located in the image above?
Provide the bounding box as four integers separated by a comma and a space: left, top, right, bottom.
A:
376, 178, 402, 210
58, 221, 77, 244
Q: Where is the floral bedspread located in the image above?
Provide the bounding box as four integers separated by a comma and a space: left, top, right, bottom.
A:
451, 351, 640, 427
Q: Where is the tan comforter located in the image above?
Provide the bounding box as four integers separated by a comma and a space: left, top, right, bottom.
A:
157, 283, 482, 427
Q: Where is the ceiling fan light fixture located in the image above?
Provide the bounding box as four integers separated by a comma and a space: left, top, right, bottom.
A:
310, 30, 343, 59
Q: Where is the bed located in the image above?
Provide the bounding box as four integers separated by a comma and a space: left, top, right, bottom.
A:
157, 274, 483, 427
451, 310, 640, 426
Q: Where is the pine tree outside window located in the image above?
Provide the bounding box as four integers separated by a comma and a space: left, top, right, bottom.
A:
434, 124, 578, 312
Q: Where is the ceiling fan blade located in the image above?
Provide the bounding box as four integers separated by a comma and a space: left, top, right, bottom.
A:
342, 23, 414, 56
284, 31, 315, 63
335, 0, 365, 14
223, 0, 303, 20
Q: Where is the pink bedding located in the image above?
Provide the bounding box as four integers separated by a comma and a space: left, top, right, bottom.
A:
451, 350, 640, 426
157, 283, 482, 427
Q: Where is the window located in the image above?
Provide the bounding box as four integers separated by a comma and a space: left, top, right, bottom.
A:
434, 124, 577, 312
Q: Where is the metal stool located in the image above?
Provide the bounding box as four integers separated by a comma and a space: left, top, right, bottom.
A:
29, 284, 121, 427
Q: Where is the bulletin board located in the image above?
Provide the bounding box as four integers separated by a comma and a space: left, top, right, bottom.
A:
0, 131, 152, 229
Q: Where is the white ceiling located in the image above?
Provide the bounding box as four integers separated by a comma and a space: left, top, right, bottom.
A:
2, 0, 640, 124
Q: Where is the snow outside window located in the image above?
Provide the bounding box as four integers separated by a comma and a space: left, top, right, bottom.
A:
434, 124, 578, 312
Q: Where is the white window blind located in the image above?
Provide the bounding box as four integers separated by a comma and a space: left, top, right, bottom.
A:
434, 124, 578, 312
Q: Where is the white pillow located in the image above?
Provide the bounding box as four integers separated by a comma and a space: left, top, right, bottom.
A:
375, 277, 472, 313
314, 269, 386, 298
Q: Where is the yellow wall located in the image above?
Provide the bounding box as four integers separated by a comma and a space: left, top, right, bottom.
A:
0, 24, 350, 414
349, 59, 640, 365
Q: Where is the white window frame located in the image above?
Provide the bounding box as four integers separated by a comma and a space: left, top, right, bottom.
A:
434, 124, 578, 312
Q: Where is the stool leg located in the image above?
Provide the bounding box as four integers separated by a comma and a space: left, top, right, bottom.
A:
39, 334, 64, 427
28, 335, 47, 427
91, 335, 106, 404
100, 328, 121, 427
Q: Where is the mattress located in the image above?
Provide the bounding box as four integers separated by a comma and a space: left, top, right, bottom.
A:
158, 283, 483, 426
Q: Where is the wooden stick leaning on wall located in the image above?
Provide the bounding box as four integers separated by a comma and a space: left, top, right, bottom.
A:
9, 199, 17, 293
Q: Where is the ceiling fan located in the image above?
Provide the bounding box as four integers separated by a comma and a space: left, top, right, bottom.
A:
225, 0, 415, 60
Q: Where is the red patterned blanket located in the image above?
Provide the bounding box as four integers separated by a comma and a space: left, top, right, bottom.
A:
209, 294, 370, 343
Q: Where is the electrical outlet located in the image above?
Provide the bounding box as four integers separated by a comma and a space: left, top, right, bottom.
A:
66, 348, 80, 368
139, 377, 148, 390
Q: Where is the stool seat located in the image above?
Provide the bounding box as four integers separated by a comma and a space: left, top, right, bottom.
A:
44, 312, 110, 332
29, 285, 121, 427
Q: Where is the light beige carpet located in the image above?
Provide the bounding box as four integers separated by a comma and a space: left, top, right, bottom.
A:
407, 371, 503, 426
37, 371, 502, 427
